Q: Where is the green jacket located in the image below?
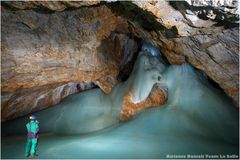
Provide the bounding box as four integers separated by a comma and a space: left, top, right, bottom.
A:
26, 120, 39, 138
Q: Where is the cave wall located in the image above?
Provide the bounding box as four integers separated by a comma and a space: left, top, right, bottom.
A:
1, 3, 138, 121
157, 28, 239, 105
1, 1, 239, 121
1, 5, 125, 93
116, 1, 239, 106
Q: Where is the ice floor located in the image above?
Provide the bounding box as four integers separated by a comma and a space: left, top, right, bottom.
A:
1, 104, 239, 159
1, 51, 239, 159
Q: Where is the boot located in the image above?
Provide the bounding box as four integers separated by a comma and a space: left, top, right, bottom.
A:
29, 154, 37, 159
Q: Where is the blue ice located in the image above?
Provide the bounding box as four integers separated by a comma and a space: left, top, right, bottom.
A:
141, 42, 161, 56
1, 50, 238, 159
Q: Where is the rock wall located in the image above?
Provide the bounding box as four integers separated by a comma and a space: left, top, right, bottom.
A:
2, 82, 90, 121
120, 85, 167, 121
119, 1, 239, 106
157, 28, 239, 106
1, 4, 136, 121
2, 1, 100, 11
1, 5, 125, 93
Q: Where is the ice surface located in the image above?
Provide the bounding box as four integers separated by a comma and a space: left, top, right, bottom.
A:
2, 51, 238, 159
142, 42, 161, 56
128, 52, 167, 103
2, 51, 167, 135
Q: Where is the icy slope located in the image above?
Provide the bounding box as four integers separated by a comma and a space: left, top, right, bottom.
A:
2, 49, 167, 135
2, 61, 238, 159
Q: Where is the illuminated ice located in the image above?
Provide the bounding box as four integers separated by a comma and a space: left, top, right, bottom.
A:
2, 50, 238, 159
2, 51, 167, 135
142, 42, 161, 56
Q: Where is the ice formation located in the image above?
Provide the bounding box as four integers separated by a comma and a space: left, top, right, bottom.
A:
2, 46, 238, 158
2, 48, 168, 135
141, 42, 161, 56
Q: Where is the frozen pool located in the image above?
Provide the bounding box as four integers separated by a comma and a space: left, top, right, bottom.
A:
1, 51, 239, 159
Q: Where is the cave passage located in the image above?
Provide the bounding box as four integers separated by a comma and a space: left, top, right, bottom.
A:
1, 45, 239, 159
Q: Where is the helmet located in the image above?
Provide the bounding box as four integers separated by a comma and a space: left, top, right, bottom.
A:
29, 115, 37, 120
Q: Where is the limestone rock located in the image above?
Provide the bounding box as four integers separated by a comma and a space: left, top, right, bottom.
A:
118, 1, 239, 106
120, 85, 167, 121
1, 80, 100, 122
1, 4, 132, 121
133, 0, 239, 36
1, 5, 127, 93
2, 1, 100, 11
95, 76, 118, 94
156, 28, 239, 106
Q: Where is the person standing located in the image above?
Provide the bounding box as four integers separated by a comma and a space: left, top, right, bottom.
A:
25, 115, 39, 158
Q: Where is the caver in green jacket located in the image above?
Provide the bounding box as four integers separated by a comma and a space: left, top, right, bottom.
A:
25, 117, 39, 157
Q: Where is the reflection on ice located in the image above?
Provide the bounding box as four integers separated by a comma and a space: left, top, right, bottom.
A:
2, 48, 238, 159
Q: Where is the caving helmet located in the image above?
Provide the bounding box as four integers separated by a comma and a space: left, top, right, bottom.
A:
29, 115, 37, 120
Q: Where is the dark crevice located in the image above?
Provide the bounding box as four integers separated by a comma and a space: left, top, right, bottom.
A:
1, 2, 20, 11
118, 36, 142, 82
105, 1, 179, 38
207, 77, 222, 90
194, 67, 222, 91
158, 50, 171, 66
31, 8, 56, 14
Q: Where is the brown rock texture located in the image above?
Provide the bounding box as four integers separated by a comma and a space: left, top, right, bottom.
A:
132, 0, 238, 36
2, 1, 100, 11
156, 28, 239, 106
1, 5, 127, 93
1, 4, 132, 121
95, 76, 118, 94
120, 85, 167, 121
115, 1, 239, 106
1, 82, 88, 121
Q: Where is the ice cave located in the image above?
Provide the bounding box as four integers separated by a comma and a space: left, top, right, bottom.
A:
1, 1, 239, 159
